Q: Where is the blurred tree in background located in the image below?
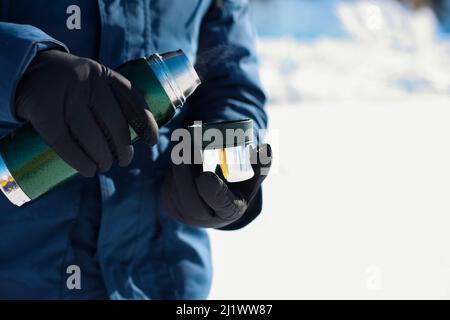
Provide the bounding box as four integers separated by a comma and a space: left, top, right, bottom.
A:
397, 0, 450, 32
397, 0, 432, 9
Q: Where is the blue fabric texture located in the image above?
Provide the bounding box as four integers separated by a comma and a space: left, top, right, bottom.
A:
0, 0, 266, 299
0, 22, 67, 138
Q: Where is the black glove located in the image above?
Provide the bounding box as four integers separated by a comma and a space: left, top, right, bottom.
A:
162, 144, 272, 229
15, 49, 158, 177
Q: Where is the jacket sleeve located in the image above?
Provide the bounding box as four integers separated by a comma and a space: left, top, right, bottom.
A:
188, 0, 267, 230
0, 22, 67, 138
188, 0, 267, 130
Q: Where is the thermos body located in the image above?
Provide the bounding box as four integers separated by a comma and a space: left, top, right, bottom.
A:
0, 50, 200, 206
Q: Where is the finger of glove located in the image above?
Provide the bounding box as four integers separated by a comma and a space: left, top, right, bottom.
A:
250, 143, 272, 177
107, 71, 159, 146
195, 171, 246, 221
43, 127, 97, 177
229, 143, 273, 202
91, 80, 134, 166
67, 110, 113, 173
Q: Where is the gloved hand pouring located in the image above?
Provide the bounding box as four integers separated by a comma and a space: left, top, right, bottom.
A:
15, 49, 159, 177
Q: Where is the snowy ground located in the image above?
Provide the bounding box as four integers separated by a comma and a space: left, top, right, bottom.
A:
209, 0, 450, 299
210, 99, 450, 299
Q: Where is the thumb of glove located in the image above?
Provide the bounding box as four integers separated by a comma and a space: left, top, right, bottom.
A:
107, 70, 159, 146
195, 171, 247, 221
194, 143, 272, 221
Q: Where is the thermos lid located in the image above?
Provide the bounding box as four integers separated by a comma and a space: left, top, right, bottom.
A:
189, 119, 254, 149
147, 50, 201, 109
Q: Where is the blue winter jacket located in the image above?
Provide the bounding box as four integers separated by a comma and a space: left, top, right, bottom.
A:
0, 0, 266, 299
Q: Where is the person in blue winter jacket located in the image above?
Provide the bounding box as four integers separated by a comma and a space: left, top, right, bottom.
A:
0, 0, 271, 299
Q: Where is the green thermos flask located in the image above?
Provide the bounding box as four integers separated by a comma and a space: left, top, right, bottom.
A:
0, 50, 201, 207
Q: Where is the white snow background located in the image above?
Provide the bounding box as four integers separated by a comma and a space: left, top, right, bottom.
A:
209, 0, 450, 299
